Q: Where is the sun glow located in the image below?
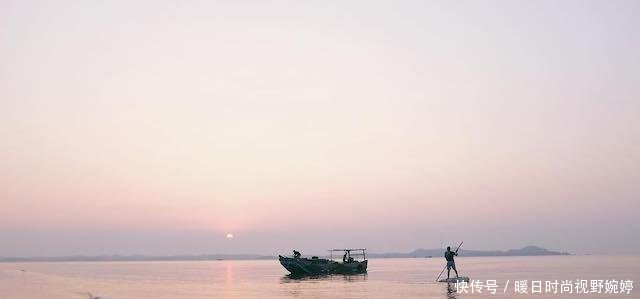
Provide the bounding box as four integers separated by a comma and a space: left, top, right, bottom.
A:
226, 233, 234, 239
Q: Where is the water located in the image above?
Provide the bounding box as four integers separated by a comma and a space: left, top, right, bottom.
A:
0, 255, 638, 299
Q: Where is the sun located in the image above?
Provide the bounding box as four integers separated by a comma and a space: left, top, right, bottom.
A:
226, 233, 234, 239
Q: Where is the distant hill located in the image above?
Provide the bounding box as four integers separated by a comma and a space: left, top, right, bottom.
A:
370, 245, 570, 258
0, 254, 273, 263
0, 246, 569, 263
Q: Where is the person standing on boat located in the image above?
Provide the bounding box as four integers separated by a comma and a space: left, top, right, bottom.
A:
444, 246, 459, 279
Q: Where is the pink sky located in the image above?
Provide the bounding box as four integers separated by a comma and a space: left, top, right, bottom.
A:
1, 0, 639, 256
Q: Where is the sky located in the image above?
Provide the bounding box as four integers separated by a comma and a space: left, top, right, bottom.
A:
1, 0, 639, 257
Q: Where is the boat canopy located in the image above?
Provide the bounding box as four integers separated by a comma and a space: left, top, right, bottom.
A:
329, 249, 366, 261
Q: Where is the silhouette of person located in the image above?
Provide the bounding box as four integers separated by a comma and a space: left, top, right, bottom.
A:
445, 246, 459, 279
293, 250, 301, 258
343, 252, 348, 263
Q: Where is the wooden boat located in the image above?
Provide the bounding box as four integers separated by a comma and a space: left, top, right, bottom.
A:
279, 249, 368, 276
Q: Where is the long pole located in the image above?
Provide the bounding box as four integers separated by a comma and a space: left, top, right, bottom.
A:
435, 241, 463, 282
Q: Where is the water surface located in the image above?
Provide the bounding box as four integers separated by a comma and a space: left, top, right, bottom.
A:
0, 255, 637, 299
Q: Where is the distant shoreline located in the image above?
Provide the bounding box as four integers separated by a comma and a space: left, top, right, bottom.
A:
0, 246, 570, 263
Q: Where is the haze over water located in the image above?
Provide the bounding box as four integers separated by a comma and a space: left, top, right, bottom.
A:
2, 0, 639, 258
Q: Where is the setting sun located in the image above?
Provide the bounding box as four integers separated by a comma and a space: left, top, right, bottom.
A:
226, 233, 234, 239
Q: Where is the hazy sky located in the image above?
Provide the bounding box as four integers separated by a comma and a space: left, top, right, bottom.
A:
1, 0, 639, 257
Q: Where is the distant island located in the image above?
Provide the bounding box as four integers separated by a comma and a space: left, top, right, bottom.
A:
368, 245, 570, 258
0, 246, 569, 263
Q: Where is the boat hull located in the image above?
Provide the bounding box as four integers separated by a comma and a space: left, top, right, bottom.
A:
279, 256, 367, 276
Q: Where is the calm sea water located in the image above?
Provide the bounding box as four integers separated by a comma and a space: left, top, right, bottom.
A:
0, 255, 638, 299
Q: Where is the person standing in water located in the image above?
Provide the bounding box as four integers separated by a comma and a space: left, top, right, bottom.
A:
444, 246, 459, 279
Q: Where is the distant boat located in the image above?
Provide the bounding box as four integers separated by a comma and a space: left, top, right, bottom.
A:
279, 249, 368, 276
425, 256, 433, 258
